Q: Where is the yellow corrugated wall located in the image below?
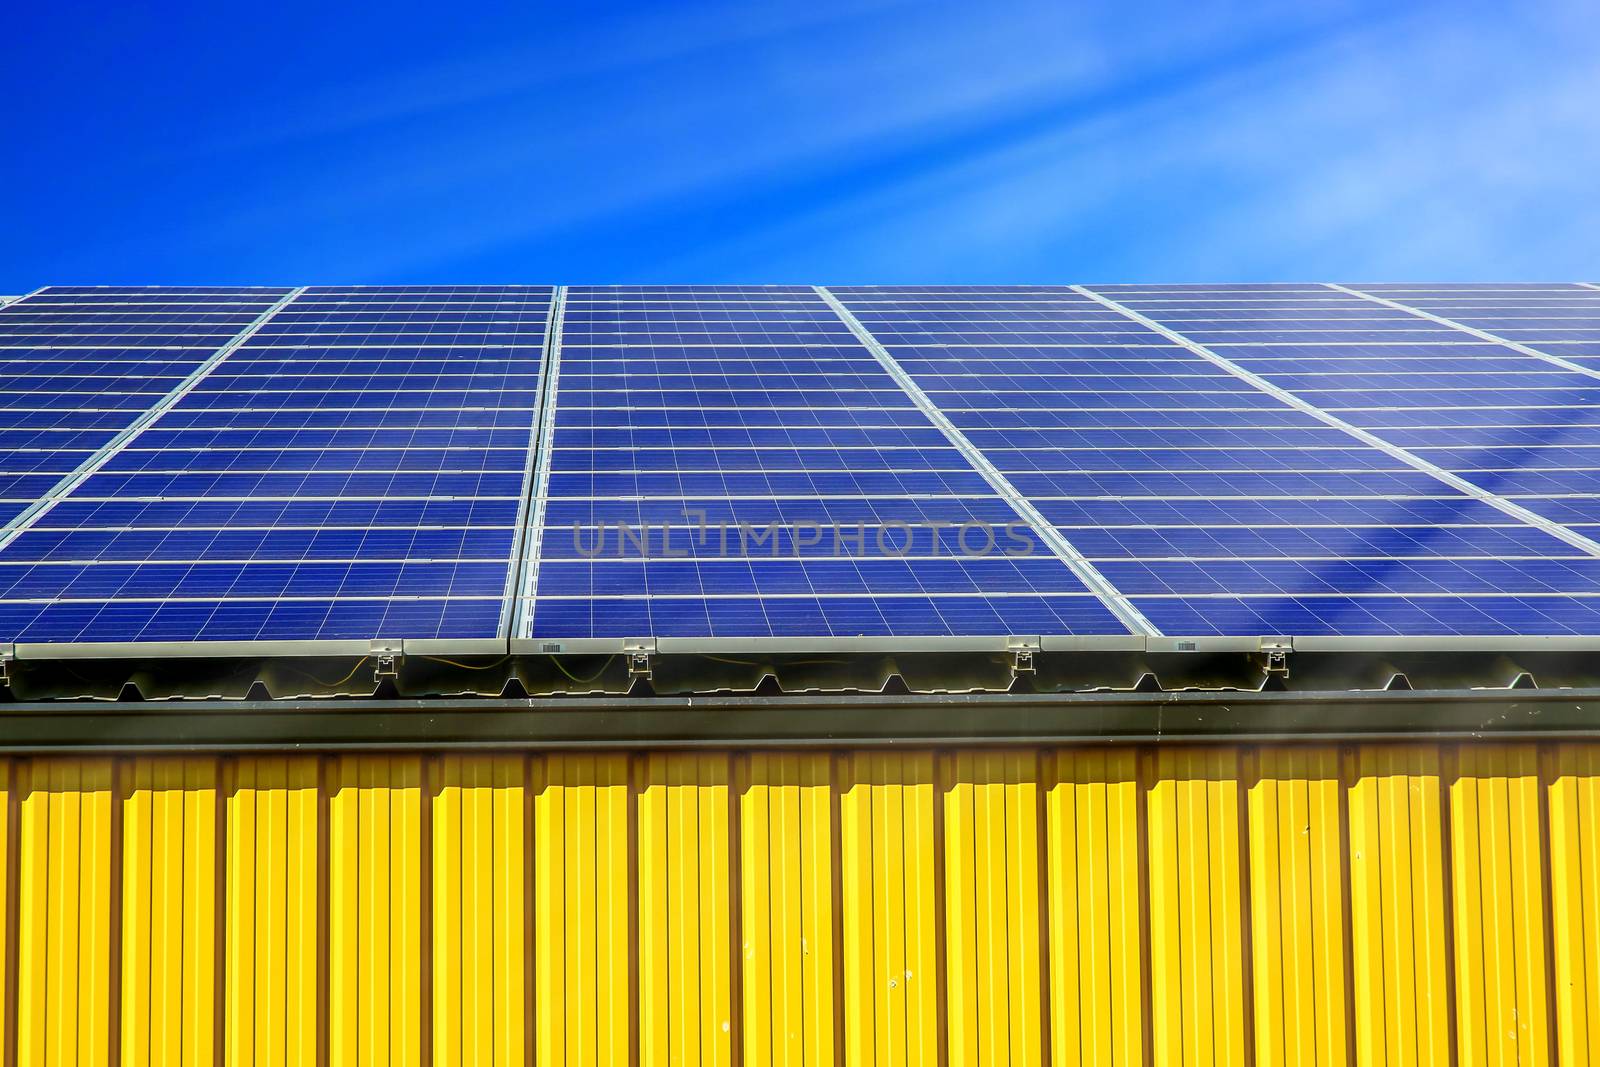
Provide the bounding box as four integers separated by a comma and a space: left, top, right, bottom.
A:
1, 742, 1599, 1065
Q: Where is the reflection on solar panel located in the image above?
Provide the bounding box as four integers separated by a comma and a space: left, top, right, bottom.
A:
4, 281, 1600, 650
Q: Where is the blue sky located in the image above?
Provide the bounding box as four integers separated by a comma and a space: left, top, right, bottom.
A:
3, 0, 1597, 287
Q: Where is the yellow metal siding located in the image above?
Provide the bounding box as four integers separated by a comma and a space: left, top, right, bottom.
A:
1348, 744, 1453, 1066
533, 753, 630, 1066
1043, 748, 1144, 1067
1147, 748, 1249, 1066
942, 750, 1044, 1066
119, 758, 218, 1066
838, 751, 939, 1067
740, 752, 836, 1066
1246, 747, 1348, 1067
224, 756, 318, 1067
0, 759, 11, 1059
432, 754, 527, 1067
328, 755, 423, 1067
2, 742, 1600, 1064
16, 758, 114, 1067
637, 753, 734, 1067
1550, 744, 1600, 1067
1450, 745, 1550, 1066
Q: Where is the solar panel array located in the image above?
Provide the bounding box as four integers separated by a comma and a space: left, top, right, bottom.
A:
3, 282, 1600, 649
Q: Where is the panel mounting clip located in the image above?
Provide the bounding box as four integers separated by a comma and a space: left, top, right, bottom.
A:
1257, 636, 1292, 678
1007, 636, 1041, 676
624, 638, 657, 680
369, 640, 404, 683
0, 643, 13, 689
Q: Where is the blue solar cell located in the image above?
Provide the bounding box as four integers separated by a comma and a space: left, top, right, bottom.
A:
1064, 525, 1584, 559
1099, 558, 1600, 596
81, 471, 524, 498
5, 527, 515, 563
1132, 595, 1600, 637
0, 598, 500, 642
541, 496, 1023, 528
101, 447, 527, 475
1006, 471, 1453, 496
1030, 497, 1518, 526
550, 447, 965, 473
528, 593, 1126, 639
0, 561, 508, 600
536, 557, 1083, 597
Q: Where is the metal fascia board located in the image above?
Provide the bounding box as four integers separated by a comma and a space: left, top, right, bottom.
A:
7, 688, 1600, 749
815, 285, 1161, 637
1074, 284, 1600, 560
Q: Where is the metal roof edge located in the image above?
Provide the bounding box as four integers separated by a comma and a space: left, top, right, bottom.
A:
4, 687, 1599, 750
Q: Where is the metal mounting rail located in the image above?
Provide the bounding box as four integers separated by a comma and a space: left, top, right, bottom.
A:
816, 285, 1162, 637
511, 285, 568, 639
1074, 285, 1600, 560
1327, 282, 1600, 383
502, 285, 565, 638
0, 286, 307, 552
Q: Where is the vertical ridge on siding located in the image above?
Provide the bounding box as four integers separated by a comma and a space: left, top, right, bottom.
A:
430, 755, 527, 1066
0, 759, 15, 1066
1044, 748, 1143, 1067
740, 752, 836, 1066
1451, 744, 1552, 1066
225, 756, 319, 1067
534, 753, 631, 1066
1348, 745, 1453, 1067
942, 750, 1045, 1066
838, 752, 939, 1067
328, 756, 423, 1067
1147, 748, 1248, 1067
1549, 744, 1600, 1066
1249, 747, 1349, 1067
118, 758, 219, 1067
637, 753, 735, 1067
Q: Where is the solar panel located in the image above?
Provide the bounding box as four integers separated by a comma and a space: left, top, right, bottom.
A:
6, 281, 1600, 653
513, 286, 1133, 646
0, 285, 553, 646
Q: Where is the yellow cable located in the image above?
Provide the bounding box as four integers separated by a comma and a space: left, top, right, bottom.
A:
546, 654, 619, 684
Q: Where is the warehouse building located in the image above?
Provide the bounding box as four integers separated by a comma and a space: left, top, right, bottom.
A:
2, 282, 1600, 1063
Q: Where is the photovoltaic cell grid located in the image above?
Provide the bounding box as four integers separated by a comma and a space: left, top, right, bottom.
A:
1078, 281, 1600, 634
0, 285, 553, 642
5, 281, 1600, 646
515, 286, 1128, 639
0, 286, 291, 526
834, 282, 1600, 637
